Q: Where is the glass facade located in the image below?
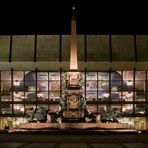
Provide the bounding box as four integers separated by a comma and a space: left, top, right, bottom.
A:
0, 70, 148, 129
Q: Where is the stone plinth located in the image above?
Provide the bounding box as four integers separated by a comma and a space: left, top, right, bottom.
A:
19, 123, 60, 129
19, 123, 129, 129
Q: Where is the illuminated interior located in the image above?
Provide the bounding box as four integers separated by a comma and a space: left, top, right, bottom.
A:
0, 70, 148, 129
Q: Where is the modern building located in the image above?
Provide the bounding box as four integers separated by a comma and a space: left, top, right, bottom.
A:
0, 7, 148, 130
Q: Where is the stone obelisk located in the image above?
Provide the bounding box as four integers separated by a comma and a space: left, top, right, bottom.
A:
70, 7, 78, 70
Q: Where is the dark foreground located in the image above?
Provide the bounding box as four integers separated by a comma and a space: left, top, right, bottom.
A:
0, 129, 148, 143
1, 129, 148, 148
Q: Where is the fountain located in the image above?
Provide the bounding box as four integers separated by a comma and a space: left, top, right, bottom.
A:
19, 7, 128, 130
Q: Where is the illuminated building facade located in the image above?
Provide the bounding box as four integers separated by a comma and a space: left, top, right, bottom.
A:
0, 10, 148, 130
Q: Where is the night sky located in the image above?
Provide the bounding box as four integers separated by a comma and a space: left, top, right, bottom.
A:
0, 0, 147, 35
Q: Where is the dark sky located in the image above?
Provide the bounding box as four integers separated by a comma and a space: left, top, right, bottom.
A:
0, 0, 148, 35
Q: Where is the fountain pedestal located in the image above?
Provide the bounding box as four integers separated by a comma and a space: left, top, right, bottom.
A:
63, 72, 84, 121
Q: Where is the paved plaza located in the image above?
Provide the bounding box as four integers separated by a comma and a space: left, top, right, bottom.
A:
1, 142, 148, 148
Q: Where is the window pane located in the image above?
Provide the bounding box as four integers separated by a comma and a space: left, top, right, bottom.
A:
1, 71, 11, 80
13, 71, 24, 91
123, 71, 134, 91
135, 71, 145, 80
122, 92, 133, 101
13, 92, 24, 102
135, 81, 145, 102
135, 104, 145, 115
98, 72, 109, 80
111, 92, 121, 101
14, 104, 24, 114
86, 104, 97, 113
1, 71, 12, 99
111, 71, 122, 91
1, 104, 12, 114
122, 104, 133, 115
